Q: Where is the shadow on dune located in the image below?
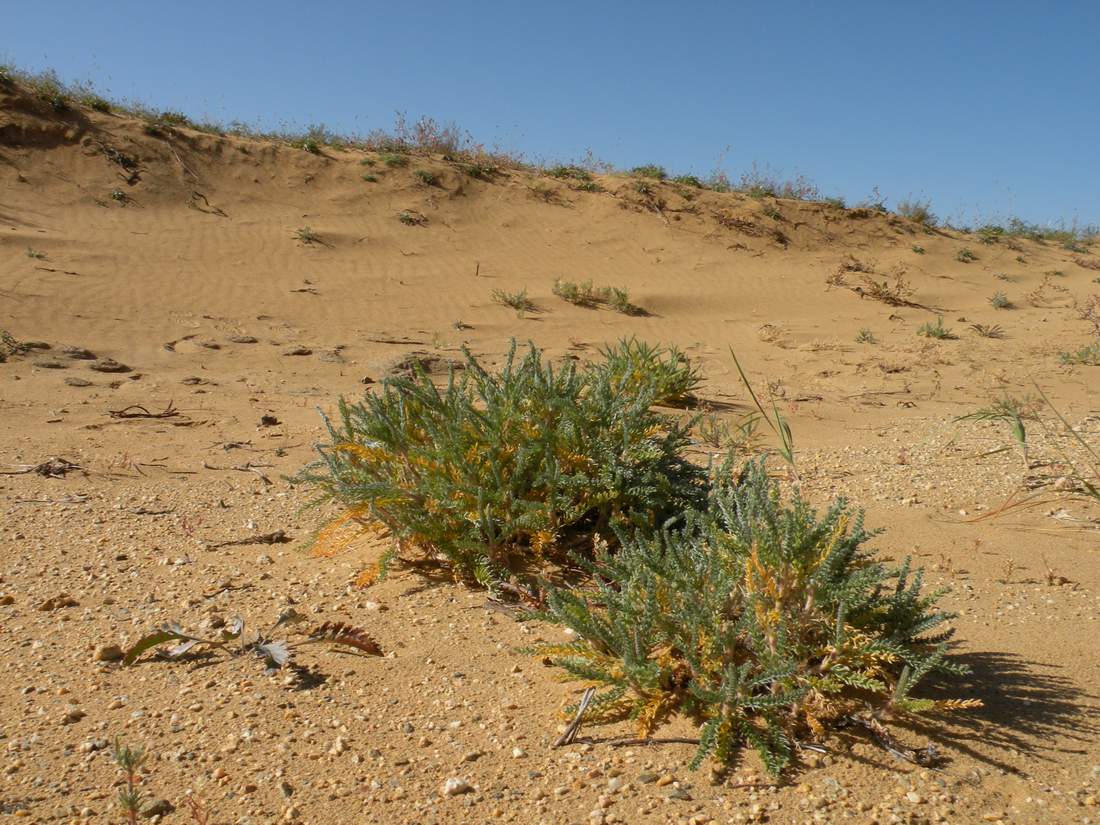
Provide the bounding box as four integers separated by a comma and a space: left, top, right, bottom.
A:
907, 650, 1099, 775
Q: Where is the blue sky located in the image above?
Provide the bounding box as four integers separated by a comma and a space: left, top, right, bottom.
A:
5, 1, 1098, 226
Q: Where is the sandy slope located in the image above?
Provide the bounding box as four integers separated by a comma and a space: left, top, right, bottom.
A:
1, 82, 1099, 824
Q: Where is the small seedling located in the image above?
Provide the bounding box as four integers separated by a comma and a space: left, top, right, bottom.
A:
122, 612, 382, 673
632, 179, 655, 196
989, 292, 1012, 309
911, 245, 925, 254
294, 226, 320, 244
491, 288, 538, 315
25, 247, 46, 260
994, 272, 1012, 281
956, 248, 977, 263
761, 205, 783, 221
918, 316, 957, 339
1016, 255, 1027, 263
855, 328, 877, 344
109, 189, 130, 204
112, 740, 147, 825
362, 174, 378, 182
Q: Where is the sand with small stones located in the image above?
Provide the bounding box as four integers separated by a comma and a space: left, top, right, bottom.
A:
1, 82, 1099, 825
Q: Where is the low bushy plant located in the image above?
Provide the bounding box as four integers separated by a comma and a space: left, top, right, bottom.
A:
918, 316, 956, 340
297, 342, 707, 583
896, 198, 937, 227
531, 462, 977, 774
597, 338, 701, 406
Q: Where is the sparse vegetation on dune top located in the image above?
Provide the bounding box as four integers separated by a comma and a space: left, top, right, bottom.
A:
4, 63, 1094, 236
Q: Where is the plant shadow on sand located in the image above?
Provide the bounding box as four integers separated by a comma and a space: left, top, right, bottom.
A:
900, 650, 1100, 776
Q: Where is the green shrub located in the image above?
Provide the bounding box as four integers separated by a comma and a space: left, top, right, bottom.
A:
1059, 342, 1100, 366
296, 342, 706, 583
532, 462, 975, 774
413, 169, 440, 186
989, 291, 1012, 309
380, 152, 409, 168
672, 174, 704, 188
956, 248, 977, 263
855, 328, 877, 344
573, 180, 603, 193
631, 164, 667, 180
546, 165, 592, 181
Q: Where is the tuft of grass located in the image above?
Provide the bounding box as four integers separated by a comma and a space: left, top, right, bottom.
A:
911, 245, 925, 255
918, 316, 957, 340
822, 195, 846, 209
491, 288, 538, 315
25, 247, 46, 260
989, 292, 1012, 309
294, 226, 320, 244
896, 198, 937, 227
1059, 342, 1100, 366
552, 279, 642, 315
301, 137, 321, 154
957, 396, 1035, 468
296, 341, 705, 583
855, 328, 877, 344
956, 248, 977, 263
533, 461, 976, 775
413, 169, 440, 187
362, 174, 378, 183
969, 323, 1005, 339
573, 180, 603, 193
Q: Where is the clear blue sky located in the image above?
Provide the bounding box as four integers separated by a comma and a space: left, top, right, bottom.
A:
5, 1, 1098, 227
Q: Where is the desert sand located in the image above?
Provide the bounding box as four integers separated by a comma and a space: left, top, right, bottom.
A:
1, 79, 1099, 824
